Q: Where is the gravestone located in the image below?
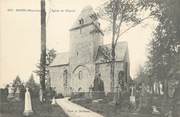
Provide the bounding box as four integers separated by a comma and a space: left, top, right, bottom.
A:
7, 84, 15, 100
159, 81, 164, 95
23, 87, 33, 116
39, 88, 43, 103
130, 87, 135, 104
152, 106, 160, 114
51, 97, 57, 105
15, 87, 20, 101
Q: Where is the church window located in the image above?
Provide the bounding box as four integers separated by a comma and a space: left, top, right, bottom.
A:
79, 18, 84, 25
89, 14, 97, 20
78, 71, 83, 80
77, 51, 79, 56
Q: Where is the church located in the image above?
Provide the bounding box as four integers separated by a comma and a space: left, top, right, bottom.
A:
49, 6, 131, 96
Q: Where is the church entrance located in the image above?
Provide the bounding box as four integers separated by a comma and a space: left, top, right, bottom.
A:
72, 65, 91, 93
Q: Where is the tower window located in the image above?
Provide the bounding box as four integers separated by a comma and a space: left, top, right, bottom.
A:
89, 14, 97, 20
77, 51, 79, 56
79, 18, 84, 25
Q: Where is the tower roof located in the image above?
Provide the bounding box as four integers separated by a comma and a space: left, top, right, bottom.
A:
70, 6, 98, 30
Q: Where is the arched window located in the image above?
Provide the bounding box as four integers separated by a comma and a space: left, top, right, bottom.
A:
78, 71, 83, 80
79, 18, 84, 25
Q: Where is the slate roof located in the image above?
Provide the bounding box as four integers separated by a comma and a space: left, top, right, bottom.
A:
49, 52, 69, 67
96, 41, 128, 63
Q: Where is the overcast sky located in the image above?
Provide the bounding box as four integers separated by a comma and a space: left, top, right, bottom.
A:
0, 0, 157, 88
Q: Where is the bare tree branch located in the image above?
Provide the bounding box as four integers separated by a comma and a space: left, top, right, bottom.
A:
119, 15, 152, 37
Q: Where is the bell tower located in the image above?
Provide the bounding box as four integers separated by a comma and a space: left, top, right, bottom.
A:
69, 6, 104, 92
69, 6, 104, 71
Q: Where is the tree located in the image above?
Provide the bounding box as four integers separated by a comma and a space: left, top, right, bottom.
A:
26, 74, 36, 89
135, 65, 149, 84
34, 49, 56, 89
12, 75, 22, 88
40, 0, 46, 99
141, 0, 180, 96
26, 74, 40, 97
98, 0, 152, 103
140, 0, 180, 114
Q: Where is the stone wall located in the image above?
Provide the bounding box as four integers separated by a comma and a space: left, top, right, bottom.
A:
97, 62, 125, 94
69, 24, 102, 71
70, 63, 95, 93
49, 65, 70, 96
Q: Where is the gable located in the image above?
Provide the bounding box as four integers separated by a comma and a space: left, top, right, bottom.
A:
96, 41, 129, 64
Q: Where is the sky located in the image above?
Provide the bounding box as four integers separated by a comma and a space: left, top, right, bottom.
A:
0, 0, 157, 88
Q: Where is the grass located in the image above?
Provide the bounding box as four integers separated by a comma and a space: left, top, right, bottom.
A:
0, 97, 68, 117
71, 98, 161, 117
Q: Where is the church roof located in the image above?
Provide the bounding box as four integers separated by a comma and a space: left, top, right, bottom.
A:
49, 52, 69, 67
70, 5, 104, 36
70, 6, 96, 30
96, 41, 128, 63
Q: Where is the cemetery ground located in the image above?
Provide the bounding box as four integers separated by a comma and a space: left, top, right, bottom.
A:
70, 94, 161, 117
0, 97, 68, 117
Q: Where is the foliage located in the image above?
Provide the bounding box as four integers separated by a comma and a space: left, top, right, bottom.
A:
142, 0, 180, 81
12, 75, 22, 88
98, 0, 152, 101
34, 49, 56, 88
135, 65, 149, 84
26, 74, 40, 97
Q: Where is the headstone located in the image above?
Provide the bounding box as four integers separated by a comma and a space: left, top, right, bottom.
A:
51, 97, 57, 105
39, 88, 43, 103
130, 87, 135, 104
168, 80, 176, 98
23, 87, 33, 116
7, 84, 15, 99
152, 106, 160, 114
159, 82, 164, 95
153, 81, 159, 95
15, 87, 20, 101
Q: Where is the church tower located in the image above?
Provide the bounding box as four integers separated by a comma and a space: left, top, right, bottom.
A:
69, 6, 103, 92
